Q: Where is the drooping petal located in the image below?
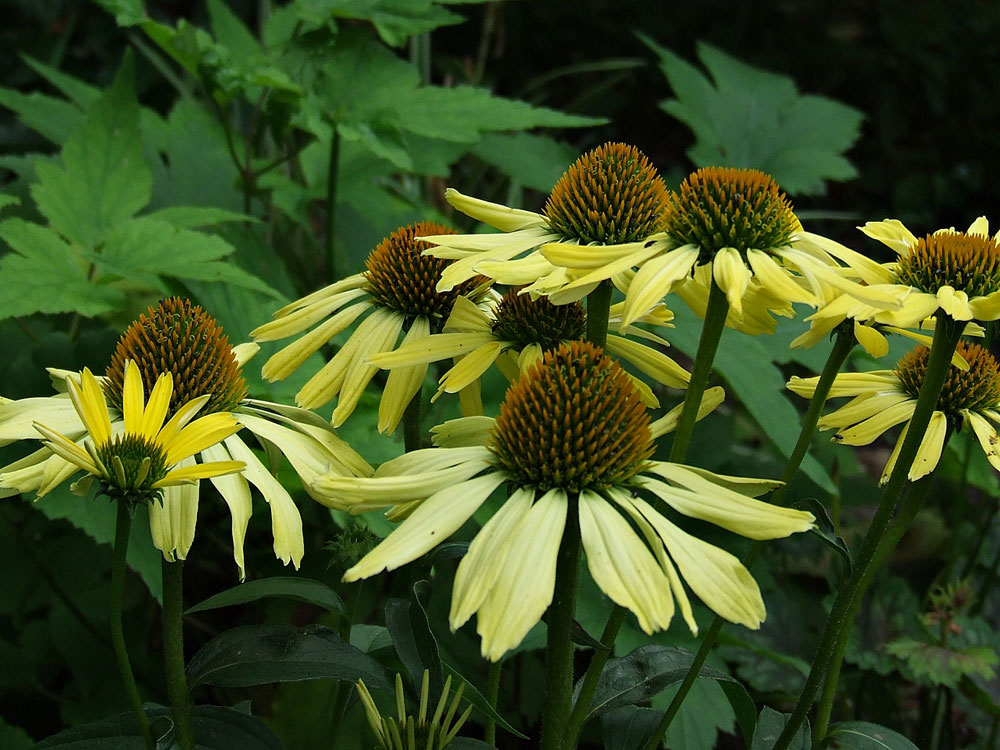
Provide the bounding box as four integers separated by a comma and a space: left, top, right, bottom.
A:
450, 487, 534, 630
907, 410, 948, 481
605, 335, 689, 389
712, 248, 751, 315
650, 386, 725, 438
619, 245, 699, 330
261, 301, 372, 381
149, 472, 199, 562
853, 321, 889, 359
578, 490, 674, 633
475, 488, 567, 661
438, 342, 505, 394
965, 410, 1000, 472
202, 442, 253, 580
834, 400, 917, 446
368, 332, 496, 369
378, 317, 431, 435
332, 310, 406, 427
343, 472, 506, 582
746, 249, 817, 306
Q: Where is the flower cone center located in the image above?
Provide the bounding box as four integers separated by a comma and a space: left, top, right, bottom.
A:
896, 340, 1000, 414
491, 287, 586, 351
105, 298, 248, 418
895, 231, 1000, 298
664, 166, 798, 263
96, 433, 169, 499
543, 142, 668, 245
490, 341, 653, 492
365, 222, 489, 330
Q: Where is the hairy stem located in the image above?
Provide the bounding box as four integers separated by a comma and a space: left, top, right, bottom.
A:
110, 503, 154, 750
773, 316, 964, 750
162, 560, 194, 750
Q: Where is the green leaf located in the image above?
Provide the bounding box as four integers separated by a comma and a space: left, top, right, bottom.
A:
0, 718, 32, 749
186, 576, 345, 615
95, 0, 147, 26
21, 55, 102, 110
600, 705, 660, 750
0, 194, 19, 212
186, 624, 391, 690
27, 493, 163, 603
0, 87, 85, 144
643, 35, 863, 196
385, 580, 444, 698
666, 303, 835, 493
581, 643, 754, 740
91, 217, 278, 296
33, 705, 282, 749
442, 661, 528, 739
207, 0, 264, 66
296, 0, 465, 46
886, 638, 998, 688
145, 206, 253, 228
472, 133, 580, 192
751, 707, 811, 750
0, 218, 123, 321
825, 721, 919, 750
30, 53, 153, 249
794, 497, 852, 577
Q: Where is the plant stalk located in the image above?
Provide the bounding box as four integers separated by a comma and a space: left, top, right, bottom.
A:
162, 559, 194, 750
110, 502, 154, 750
403, 391, 423, 453
668, 278, 729, 462
539, 501, 580, 750
564, 606, 626, 748
586, 280, 613, 348
485, 660, 502, 746
772, 316, 964, 750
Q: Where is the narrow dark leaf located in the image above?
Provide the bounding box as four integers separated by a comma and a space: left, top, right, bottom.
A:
825, 720, 919, 749
795, 497, 853, 578
751, 707, 811, 750
186, 577, 344, 615
600, 706, 660, 750
385, 580, 443, 698
442, 661, 528, 740
186, 625, 390, 690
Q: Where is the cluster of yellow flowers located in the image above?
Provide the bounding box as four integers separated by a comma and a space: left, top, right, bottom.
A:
4, 141, 1000, 672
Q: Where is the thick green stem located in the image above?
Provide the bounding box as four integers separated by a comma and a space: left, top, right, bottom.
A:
814, 472, 938, 742
668, 279, 729, 463
773, 317, 964, 750
586, 281, 613, 348
564, 606, 627, 748
485, 660, 502, 746
540, 502, 580, 750
110, 503, 154, 750
642, 328, 856, 750
403, 391, 423, 453
162, 560, 194, 750
325, 127, 341, 281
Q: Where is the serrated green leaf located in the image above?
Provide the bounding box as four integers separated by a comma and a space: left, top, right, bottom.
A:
472, 133, 580, 191
825, 721, 918, 750
666, 303, 835, 493
30, 54, 152, 249
145, 206, 253, 228
91, 217, 277, 296
751, 707, 811, 750
644, 35, 863, 196
396, 85, 605, 142
186, 576, 345, 615
0, 87, 85, 145
0, 218, 123, 320
186, 624, 392, 689
886, 638, 998, 687
21, 55, 102, 110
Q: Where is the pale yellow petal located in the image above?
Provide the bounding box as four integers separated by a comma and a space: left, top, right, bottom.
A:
747, 249, 816, 306
907, 410, 947, 481
431, 418, 496, 448
858, 219, 918, 256
368, 332, 495, 369
202, 442, 253, 580
650, 386, 725, 439
475, 488, 566, 661
443, 188, 547, 232
835, 400, 916, 446
712, 248, 750, 315
252, 287, 368, 342
261, 301, 371, 381
332, 310, 405, 427
378, 318, 431, 435
619, 246, 699, 330
853, 321, 889, 359
965, 410, 1000, 472
439, 342, 505, 394
149, 475, 198, 562
156, 460, 246, 486
344, 472, 506, 581
605, 335, 689, 389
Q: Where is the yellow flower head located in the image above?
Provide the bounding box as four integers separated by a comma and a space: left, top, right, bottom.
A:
788, 340, 1000, 484
366, 287, 688, 412
33, 361, 244, 505
253, 222, 493, 432
319, 342, 814, 660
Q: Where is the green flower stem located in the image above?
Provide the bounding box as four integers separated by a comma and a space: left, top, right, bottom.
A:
110, 502, 154, 750
668, 278, 730, 462
485, 660, 502, 746
564, 606, 627, 748
403, 390, 423, 452
773, 316, 965, 750
813, 471, 938, 742
642, 327, 855, 750
325, 126, 341, 281
162, 559, 194, 750
586, 280, 614, 348
540, 501, 580, 750
328, 582, 364, 743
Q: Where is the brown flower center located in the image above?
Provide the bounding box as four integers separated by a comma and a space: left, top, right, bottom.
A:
895, 231, 1000, 298
896, 340, 1000, 415
490, 287, 586, 351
